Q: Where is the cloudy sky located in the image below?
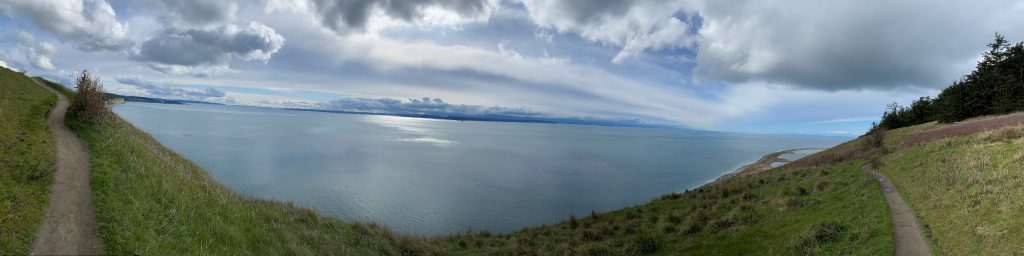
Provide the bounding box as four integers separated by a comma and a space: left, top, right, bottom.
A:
1, 0, 1022, 135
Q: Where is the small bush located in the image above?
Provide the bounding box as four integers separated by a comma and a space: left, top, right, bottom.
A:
741, 192, 759, 202
68, 70, 110, 124
795, 186, 810, 196
666, 214, 683, 225
815, 181, 831, 191
682, 220, 703, 235
628, 234, 661, 254
662, 224, 678, 234
791, 221, 851, 252
622, 221, 640, 235
647, 215, 659, 225
709, 216, 736, 232
864, 128, 885, 150
581, 244, 614, 256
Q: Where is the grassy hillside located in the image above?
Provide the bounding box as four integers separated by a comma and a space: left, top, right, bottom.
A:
416, 160, 892, 255
0, 68, 58, 253
877, 114, 1024, 254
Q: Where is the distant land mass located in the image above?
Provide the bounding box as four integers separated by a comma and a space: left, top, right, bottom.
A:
106, 93, 224, 105
105, 93, 677, 129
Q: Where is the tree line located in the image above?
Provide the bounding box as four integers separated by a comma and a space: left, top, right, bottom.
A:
871, 33, 1024, 133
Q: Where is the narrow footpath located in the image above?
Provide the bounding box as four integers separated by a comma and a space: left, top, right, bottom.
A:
862, 164, 931, 256
30, 78, 103, 254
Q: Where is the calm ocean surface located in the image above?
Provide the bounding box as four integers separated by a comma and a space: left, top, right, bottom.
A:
113, 102, 845, 235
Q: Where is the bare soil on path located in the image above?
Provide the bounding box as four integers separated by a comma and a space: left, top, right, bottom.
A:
29, 78, 103, 255
862, 164, 931, 256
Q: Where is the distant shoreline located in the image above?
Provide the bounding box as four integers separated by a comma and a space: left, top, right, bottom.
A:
700, 148, 821, 189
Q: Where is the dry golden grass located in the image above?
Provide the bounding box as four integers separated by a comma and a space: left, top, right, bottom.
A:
902, 112, 1024, 146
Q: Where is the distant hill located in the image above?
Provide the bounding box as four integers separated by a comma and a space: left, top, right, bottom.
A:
104, 93, 223, 105
286, 108, 673, 128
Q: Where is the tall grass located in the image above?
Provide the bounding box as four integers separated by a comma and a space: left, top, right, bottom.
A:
0, 67, 58, 253
902, 112, 1024, 146
880, 122, 1024, 254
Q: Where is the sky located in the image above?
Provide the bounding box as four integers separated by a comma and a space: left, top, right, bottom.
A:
1, 0, 1023, 136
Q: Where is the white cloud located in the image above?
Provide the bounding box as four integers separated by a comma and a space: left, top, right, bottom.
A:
519, 0, 696, 63
235, 15, 732, 127
826, 130, 851, 135
15, 31, 58, 70
0, 0, 134, 51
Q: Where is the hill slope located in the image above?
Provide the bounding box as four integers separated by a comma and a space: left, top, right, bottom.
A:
878, 114, 1024, 254
0, 68, 58, 253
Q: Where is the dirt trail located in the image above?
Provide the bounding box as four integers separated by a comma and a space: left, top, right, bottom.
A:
30, 78, 104, 255
862, 164, 930, 256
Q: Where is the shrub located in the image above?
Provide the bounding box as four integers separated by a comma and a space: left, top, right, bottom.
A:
864, 125, 885, 150
68, 70, 110, 124
791, 221, 851, 252
628, 234, 661, 254
815, 181, 831, 191
666, 214, 683, 225
662, 224, 678, 234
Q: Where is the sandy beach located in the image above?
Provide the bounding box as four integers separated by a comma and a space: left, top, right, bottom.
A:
701, 148, 823, 188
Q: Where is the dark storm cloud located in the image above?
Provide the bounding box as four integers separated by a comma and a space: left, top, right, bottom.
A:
132, 22, 284, 73
308, 0, 493, 33
151, 0, 238, 27
693, 0, 1024, 91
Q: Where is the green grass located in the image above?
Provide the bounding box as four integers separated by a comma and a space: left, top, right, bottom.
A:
879, 123, 1024, 254
0, 68, 58, 253
419, 161, 893, 255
